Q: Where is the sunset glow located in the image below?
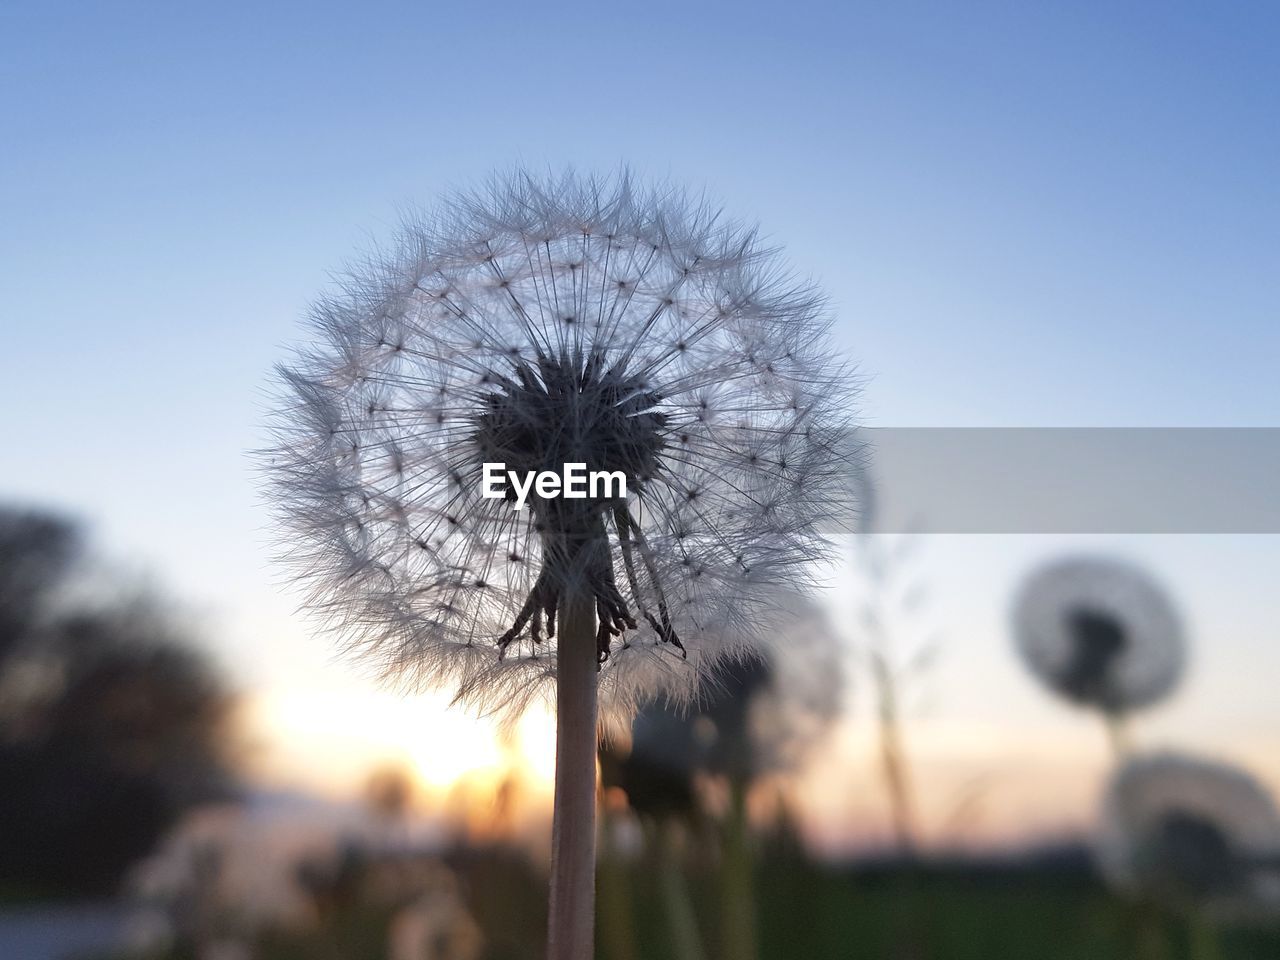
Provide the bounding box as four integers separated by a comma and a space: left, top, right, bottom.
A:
246, 687, 559, 802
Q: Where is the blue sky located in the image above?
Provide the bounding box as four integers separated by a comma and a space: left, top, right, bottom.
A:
4, 2, 1276, 432
2, 1, 1277, 841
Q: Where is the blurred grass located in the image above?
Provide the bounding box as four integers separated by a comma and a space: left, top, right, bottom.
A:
96, 844, 1280, 960
594, 847, 1280, 960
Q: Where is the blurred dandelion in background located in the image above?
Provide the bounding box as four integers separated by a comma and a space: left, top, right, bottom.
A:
384, 862, 484, 960
1012, 555, 1185, 752
603, 593, 844, 810
262, 170, 858, 958
702, 598, 844, 960
1096, 752, 1280, 927
127, 803, 334, 956
722, 595, 846, 787
600, 596, 844, 960
129, 798, 486, 960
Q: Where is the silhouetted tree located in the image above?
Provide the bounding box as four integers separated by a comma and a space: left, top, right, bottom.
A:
0, 510, 79, 657
0, 508, 237, 895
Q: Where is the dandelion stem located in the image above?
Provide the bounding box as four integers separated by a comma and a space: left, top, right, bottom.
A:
720, 779, 758, 960
547, 584, 599, 960
1104, 711, 1130, 758
597, 803, 638, 960
1188, 911, 1225, 960
659, 821, 707, 960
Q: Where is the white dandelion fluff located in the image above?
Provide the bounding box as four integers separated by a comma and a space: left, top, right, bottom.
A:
264, 170, 857, 720
1012, 555, 1185, 715
1097, 752, 1280, 918
263, 170, 858, 958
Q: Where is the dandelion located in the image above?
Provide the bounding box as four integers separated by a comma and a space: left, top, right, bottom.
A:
128, 803, 335, 949
1096, 752, 1280, 925
263, 170, 858, 958
600, 594, 842, 960
386, 863, 484, 960
601, 593, 843, 809
697, 596, 843, 960
708, 595, 845, 783
1011, 555, 1185, 752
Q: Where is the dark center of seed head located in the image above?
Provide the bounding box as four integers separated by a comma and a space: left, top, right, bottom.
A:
1061, 607, 1128, 703
1142, 810, 1244, 898
473, 351, 667, 526
476, 353, 684, 659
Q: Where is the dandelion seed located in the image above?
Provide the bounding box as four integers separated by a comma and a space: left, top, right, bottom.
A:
265, 170, 855, 717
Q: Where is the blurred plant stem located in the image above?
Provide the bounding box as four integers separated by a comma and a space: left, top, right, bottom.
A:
597, 805, 638, 960
547, 589, 598, 960
1104, 711, 1131, 759
720, 779, 759, 960
1129, 898, 1172, 960
1187, 912, 1225, 960
855, 533, 930, 861
872, 650, 919, 857
656, 821, 706, 960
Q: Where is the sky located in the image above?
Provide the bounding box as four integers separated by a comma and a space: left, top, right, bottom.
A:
1, 1, 1278, 850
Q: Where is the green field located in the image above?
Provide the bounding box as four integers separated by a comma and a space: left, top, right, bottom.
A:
153, 845, 1280, 960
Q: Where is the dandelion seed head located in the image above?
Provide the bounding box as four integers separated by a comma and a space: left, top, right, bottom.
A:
601, 593, 844, 818
264, 170, 857, 721
1096, 752, 1280, 917
1012, 555, 1185, 714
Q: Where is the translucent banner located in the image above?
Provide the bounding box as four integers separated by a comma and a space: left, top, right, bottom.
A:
849, 428, 1280, 533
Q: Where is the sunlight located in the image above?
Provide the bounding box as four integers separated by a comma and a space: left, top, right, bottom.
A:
250, 687, 513, 795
